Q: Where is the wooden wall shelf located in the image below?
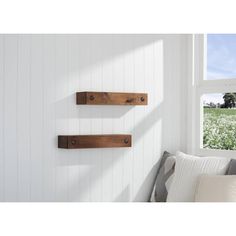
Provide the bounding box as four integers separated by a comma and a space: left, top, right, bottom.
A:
76, 92, 148, 105
58, 134, 132, 149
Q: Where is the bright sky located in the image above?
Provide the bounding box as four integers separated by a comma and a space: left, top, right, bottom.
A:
207, 34, 236, 80
202, 93, 224, 104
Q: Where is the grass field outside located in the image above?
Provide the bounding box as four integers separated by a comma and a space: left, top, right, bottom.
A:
203, 108, 236, 150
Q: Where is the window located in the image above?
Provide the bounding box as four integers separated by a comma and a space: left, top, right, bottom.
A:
192, 34, 236, 156
202, 93, 236, 150
207, 34, 236, 80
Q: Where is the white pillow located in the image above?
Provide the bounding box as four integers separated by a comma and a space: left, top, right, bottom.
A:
167, 152, 230, 202
195, 175, 236, 202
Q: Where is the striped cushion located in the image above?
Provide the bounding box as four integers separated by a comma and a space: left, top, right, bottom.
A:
167, 152, 230, 202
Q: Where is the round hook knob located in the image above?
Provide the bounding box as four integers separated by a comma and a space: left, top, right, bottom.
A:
90, 95, 95, 101
126, 98, 133, 103
71, 140, 76, 145
140, 97, 145, 102
124, 138, 129, 144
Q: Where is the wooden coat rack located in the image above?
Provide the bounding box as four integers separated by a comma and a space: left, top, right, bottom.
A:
58, 91, 148, 149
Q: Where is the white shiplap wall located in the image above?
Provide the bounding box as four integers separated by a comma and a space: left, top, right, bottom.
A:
0, 34, 188, 202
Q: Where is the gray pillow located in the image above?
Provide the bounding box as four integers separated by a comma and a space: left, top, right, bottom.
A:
226, 159, 236, 175
150, 151, 176, 202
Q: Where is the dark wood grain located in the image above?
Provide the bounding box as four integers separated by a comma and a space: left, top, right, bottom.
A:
58, 134, 132, 149
76, 92, 148, 105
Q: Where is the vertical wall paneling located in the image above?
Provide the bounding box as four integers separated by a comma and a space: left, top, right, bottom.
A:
0, 34, 188, 202
4, 35, 18, 201
89, 35, 103, 201
122, 36, 135, 202
42, 35, 55, 201
0, 35, 4, 201
112, 35, 125, 201
67, 35, 81, 202
152, 38, 163, 166
101, 35, 114, 201
30, 35, 44, 201
139, 36, 155, 201
18, 35, 31, 201
77, 35, 92, 201
133, 36, 145, 200
55, 35, 69, 201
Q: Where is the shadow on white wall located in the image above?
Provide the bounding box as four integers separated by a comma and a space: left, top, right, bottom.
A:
0, 34, 185, 202
54, 35, 165, 201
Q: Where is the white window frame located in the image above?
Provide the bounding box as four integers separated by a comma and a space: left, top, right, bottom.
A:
191, 34, 236, 158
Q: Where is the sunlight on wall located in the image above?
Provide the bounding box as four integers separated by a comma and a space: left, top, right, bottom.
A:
0, 34, 186, 202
